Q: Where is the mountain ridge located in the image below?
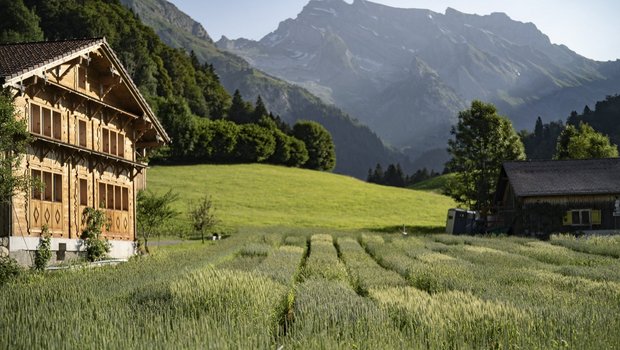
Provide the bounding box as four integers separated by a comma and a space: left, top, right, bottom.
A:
219, 0, 620, 157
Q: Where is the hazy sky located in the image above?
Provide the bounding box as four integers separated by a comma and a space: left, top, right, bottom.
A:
168, 0, 620, 61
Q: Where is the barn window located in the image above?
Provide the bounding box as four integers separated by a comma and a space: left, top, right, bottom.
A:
79, 179, 88, 206
566, 209, 597, 226
78, 120, 87, 147
42, 108, 52, 137
117, 134, 124, 158
99, 182, 107, 208
52, 111, 62, 140
53, 174, 62, 202
43, 172, 53, 201
107, 184, 114, 210
115, 186, 122, 210
30, 104, 41, 134
102, 129, 109, 153
31, 170, 41, 200
110, 131, 117, 155
122, 187, 129, 211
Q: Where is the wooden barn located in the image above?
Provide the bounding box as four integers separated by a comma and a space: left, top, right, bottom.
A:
0, 38, 169, 264
493, 159, 620, 236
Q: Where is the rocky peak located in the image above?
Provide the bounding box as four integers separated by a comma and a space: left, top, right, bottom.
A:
121, 0, 213, 43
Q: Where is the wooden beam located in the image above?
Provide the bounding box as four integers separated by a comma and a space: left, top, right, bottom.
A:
136, 141, 164, 148
69, 95, 87, 113
57, 62, 78, 80
52, 90, 68, 107
27, 80, 45, 99
120, 115, 133, 131
108, 112, 120, 126
45, 80, 141, 120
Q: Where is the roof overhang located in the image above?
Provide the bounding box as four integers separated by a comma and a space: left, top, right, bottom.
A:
1, 38, 169, 146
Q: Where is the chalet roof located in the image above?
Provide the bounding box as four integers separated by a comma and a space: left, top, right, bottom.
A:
502, 158, 620, 197
0, 38, 103, 81
0, 38, 169, 144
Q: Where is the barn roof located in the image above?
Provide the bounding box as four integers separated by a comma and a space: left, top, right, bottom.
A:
0, 38, 169, 144
500, 158, 620, 197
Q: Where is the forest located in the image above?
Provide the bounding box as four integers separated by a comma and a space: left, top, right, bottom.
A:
0, 0, 335, 170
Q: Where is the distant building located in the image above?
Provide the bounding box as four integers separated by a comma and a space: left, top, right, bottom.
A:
0, 38, 169, 265
493, 159, 620, 236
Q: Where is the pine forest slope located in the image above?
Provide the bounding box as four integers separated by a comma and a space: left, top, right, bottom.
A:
220, 0, 620, 156
120, 0, 412, 178
147, 164, 455, 230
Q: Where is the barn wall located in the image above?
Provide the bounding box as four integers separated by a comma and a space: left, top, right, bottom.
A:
515, 196, 620, 236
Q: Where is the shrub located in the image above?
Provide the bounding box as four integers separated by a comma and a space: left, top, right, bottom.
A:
81, 207, 111, 262
0, 256, 22, 285
33, 225, 52, 271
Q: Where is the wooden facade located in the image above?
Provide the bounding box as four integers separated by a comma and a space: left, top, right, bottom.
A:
493, 159, 620, 236
0, 38, 169, 264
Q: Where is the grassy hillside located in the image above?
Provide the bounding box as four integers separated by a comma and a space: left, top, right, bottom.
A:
147, 164, 454, 230
409, 173, 455, 194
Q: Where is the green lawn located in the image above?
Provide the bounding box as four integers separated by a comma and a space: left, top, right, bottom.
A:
147, 164, 454, 231
409, 173, 455, 193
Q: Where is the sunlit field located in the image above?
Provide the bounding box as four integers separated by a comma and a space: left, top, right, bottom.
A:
2, 231, 619, 349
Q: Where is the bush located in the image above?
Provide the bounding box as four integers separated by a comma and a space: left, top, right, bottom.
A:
33, 225, 52, 271
0, 256, 22, 285
81, 208, 111, 262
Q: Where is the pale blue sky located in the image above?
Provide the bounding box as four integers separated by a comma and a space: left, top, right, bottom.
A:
168, 0, 620, 61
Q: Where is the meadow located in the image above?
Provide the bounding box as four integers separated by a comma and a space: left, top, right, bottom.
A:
3, 165, 619, 349
147, 164, 454, 230
2, 230, 619, 349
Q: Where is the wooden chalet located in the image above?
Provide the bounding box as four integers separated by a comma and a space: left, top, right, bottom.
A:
0, 38, 169, 264
494, 159, 620, 236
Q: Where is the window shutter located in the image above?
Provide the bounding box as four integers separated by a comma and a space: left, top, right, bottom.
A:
591, 210, 602, 225
562, 211, 572, 225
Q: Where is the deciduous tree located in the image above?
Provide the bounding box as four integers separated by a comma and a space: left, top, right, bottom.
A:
554, 122, 618, 160
136, 189, 178, 253
293, 121, 336, 171
446, 100, 525, 214
188, 194, 218, 244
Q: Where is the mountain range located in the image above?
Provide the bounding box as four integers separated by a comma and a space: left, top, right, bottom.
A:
218, 0, 620, 159
120, 0, 412, 179
122, 0, 620, 175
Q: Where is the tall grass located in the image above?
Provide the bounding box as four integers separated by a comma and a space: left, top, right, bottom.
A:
2, 230, 620, 349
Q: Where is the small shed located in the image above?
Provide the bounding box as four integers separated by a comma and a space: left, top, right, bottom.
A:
493, 158, 620, 236
445, 208, 477, 234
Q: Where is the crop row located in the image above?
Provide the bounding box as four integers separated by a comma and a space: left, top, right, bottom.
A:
362, 233, 620, 349
4, 231, 620, 349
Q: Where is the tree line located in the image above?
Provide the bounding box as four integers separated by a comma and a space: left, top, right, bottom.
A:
157, 87, 335, 171
367, 163, 440, 188
520, 95, 620, 161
